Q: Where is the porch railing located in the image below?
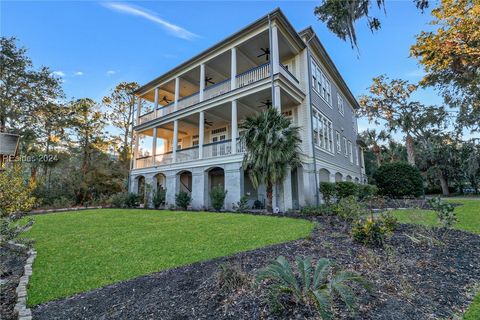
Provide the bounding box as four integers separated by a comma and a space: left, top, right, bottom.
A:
203, 140, 232, 158
236, 63, 270, 89
203, 79, 231, 100
176, 146, 199, 162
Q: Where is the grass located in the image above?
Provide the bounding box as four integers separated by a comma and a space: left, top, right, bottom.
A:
392, 198, 480, 318
24, 209, 314, 306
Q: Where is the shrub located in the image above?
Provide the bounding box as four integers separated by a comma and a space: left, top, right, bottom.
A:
152, 187, 166, 209
319, 182, 336, 205
109, 192, 128, 208
234, 195, 250, 212
256, 256, 371, 318
0, 216, 34, 248
335, 181, 359, 200
352, 218, 388, 247
209, 187, 227, 211
253, 200, 264, 209
428, 197, 456, 228
125, 193, 139, 208
0, 165, 36, 217
216, 263, 249, 292
373, 162, 424, 198
358, 184, 378, 200
51, 196, 74, 209
332, 196, 367, 221
300, 204, 332, 216
380, 212, 398, 232
175, 191, 191, 210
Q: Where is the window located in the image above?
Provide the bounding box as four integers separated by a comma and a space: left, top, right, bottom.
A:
312, 109, 333, 153
177, 138, 183, 150
343, 137, 348, 157
192, 135, 199, 147
356, 146, 360, 166
348, 141, 353, 163
311, 60, 332, 106
337, 94, 344, 116
335, 131, 341, 153
282, 110, 294, 122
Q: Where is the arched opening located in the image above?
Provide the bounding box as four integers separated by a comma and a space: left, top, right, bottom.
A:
335, 172, 343, 182
346, 175, 352, 182
136, 175, 145, 203
177, 170, 192, 194
354, 177, 360, 183
207, 167, 225, 209
318, 168, 331, 183
154, 173, 166, 190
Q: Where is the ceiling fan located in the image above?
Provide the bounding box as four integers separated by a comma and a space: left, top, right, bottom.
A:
161, 96, 172, 104
204, 119, 213, 126
204, 76, 215, 86
257, 99, 272, 108
257, 47, 270, 61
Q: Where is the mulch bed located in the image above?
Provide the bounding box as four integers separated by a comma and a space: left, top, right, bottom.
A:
0, 243, 29, 320
32, 214, 480, 320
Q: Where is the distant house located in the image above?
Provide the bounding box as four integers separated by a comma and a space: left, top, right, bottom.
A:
130, 8, 366, 211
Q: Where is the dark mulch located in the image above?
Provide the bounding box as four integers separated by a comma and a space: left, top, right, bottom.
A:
32, 214, 480, 320
0, 244, 28, 320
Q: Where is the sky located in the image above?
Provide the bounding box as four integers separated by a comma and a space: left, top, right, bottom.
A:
1, 0, 457, 139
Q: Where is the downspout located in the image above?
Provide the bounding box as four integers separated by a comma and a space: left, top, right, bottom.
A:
268, 14, 275, 107
305, 34, 320, 206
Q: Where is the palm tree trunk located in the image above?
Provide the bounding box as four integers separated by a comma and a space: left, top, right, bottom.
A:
266, 183, 273, 213
406, 134, 416, 166
439, 174, 450, 196
373, 146, 382, 167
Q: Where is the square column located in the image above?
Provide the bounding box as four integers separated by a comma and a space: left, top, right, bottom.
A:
199, 111, 205, 159
283, 168, 293, 211
165, 172, 177, 206
199, 64, 205, 102
152, 127, 157, 164
273, 85, 281, 110
133, 134, 139, 168
191, 167, 206, 209
271, 25, 280, 74
174, 77, 180, 110
231, 100, 237, 154
154, 87, 159, 118
224, 162, 242, 211
173, 120, 178, 163
231, 47, 237, 89
136, 97, 142, 124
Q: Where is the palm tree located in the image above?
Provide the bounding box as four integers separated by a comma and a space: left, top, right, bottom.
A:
240, 107, 301, 212
361, 129, 389, 167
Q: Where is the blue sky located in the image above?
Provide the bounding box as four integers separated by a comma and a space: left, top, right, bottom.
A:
2, 1, 447, 137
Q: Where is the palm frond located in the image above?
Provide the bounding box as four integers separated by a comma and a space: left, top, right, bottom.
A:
295, 256, 312, 295
312, 288, 333, 320
312, 258, 331, 290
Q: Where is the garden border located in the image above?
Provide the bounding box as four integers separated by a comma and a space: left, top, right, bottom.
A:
27, 206, 106, 215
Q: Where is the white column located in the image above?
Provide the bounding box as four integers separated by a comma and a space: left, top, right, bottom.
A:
173, 120, 178, 163
154, 87, 159, 118
136, 97, 142, 124
231, 47, 237, 89
231, 100, 237, 154
133, 134, 139, 168
174, 77, 180, 110
199, 64, 205, 102
283, 168, 293, 211
271, 25, 280, 74
152, 127, 157, 164
199, 111, 205, 159
273, 85, 281, 110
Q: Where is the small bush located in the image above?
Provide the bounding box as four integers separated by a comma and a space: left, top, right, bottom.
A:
358, 184, 378, 200
216, 264, 249, 292
234, 195, 250, 212
51, 196, 74, 209
256, 256, 371, 318
373, 162, 424, 198
125, 193, 140, 208
209, 187, 227, 211
152, 187, 166, 209
428, 197, 456, 228
380, 212, 398, 232
175, 191, 191, 210
332, 196, 367, 221
110, 192, 128, 208
352, 218, 388, 247
300, 204, 332, 216
319, 182, 336, 205
253, 200, 264, 209
335, 181, 359, 200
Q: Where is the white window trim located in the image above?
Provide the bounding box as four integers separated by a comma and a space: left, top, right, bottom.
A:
337, 93, 345, 116
335, 131, 341, 154
312, 108, 334, 155
311, 59, 332, 108
348, 141, 353, 163
343, 137, 348, 157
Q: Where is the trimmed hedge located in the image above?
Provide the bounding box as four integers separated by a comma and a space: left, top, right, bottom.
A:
373, 162, 424, 198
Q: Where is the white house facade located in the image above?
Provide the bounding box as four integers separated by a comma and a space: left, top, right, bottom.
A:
129, 9, 366, 211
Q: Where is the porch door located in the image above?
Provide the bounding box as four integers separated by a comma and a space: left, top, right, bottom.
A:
211, 128, 227, 156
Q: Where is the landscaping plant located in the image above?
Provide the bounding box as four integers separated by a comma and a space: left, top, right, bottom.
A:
352, 213, 397, 247
216, 263, 249, 292
256, 255, 371, 319
300, 205, 333, 216
210, 186, 227, 211
234, 195, 250, 212
175, 191, 191, 210
125, 193, 139, 208
427, 197, 457, 228
357, 184, 378, 201
373, 162, 424, 198
152, 187, 166, 209
335, 181, 358, 200
332, 196, 368, 221
319, 182, 336, 205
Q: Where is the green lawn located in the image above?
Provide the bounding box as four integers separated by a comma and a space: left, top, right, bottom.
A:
24, 209, 314, 306
392, 199, 480, 318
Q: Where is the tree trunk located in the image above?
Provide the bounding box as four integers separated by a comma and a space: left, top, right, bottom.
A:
439, 174, 450, 196
405, 134, 416, 166
372, 145, 382, 167
266, 183, 273, 213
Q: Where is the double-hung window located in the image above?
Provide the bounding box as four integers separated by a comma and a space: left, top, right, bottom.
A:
337, 94, 344, 116
343, 137, 348, 157
311, 60, 332, 106
312, 109, 333, 153
335, 131, 341, 153
348, 141, 353, 163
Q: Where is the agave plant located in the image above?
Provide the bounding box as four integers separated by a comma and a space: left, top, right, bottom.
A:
256, 256, 371, 319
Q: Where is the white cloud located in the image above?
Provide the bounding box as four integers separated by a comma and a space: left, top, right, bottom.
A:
51, 71, 65, 77
74, 71, 84, 76
106, 70, 117, 75
102, 2, 198, 40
